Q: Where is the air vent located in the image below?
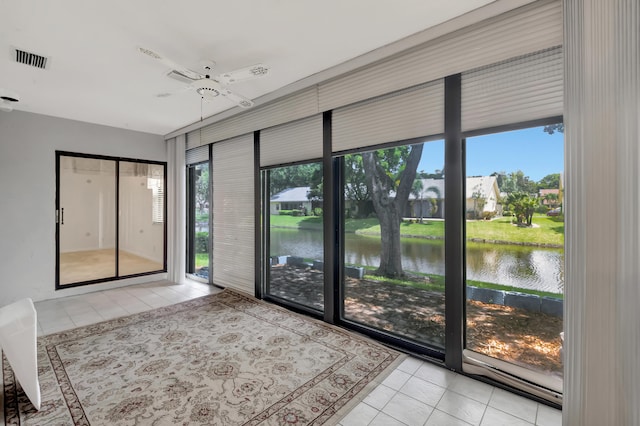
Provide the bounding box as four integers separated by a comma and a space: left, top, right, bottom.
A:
14, 48, 48, 69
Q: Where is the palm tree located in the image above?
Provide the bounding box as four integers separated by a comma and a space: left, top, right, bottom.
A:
411, 179, 424, 222
412, 179, 441, 223
424, 185, 441, 218
543, 192, 559, 208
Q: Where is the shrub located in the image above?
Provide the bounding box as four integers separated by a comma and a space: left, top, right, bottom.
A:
195, 232, 209, 253
536, 205, 549, 214
313, 207, 323, 217
482, 211, 497, 220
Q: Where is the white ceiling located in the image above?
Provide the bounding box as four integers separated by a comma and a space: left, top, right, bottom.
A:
0, 0, 497, 136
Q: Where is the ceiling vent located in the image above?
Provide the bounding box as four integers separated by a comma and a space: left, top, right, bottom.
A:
14, 48, 49, 69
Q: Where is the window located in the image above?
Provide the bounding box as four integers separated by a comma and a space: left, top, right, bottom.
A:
339, 140, 446, 350
262, 162, 324, 312
464, 125, 564, 392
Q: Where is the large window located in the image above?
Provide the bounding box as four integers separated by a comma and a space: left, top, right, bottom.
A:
464, 125, 564, 390
222, 39, 565, 403
56, 152, 166, 288
262, 162, 324, 312
340, 140, 446, 349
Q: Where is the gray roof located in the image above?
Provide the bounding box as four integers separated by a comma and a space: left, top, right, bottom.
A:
270, 186, 311, 203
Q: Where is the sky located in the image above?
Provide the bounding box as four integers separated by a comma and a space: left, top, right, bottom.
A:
417, 126, 564, 182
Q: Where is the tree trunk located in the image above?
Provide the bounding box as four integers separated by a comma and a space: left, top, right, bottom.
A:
362, 144, 423, 278
377, 204, 403, 277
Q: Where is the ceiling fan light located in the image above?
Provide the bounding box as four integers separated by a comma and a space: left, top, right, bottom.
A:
196, 87, 220, 100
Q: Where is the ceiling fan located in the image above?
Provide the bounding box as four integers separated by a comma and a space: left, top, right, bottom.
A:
138, 47, 269, 108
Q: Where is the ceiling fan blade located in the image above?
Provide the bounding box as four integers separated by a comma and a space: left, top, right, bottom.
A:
220, 89, 254, 108
216, 64, 270, 85
137, 46, 202, 81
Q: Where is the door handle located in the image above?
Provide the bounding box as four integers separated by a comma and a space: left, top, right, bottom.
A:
61, 208, 64, 225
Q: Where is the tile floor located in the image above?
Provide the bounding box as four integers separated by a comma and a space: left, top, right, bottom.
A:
32, 280, 562, 426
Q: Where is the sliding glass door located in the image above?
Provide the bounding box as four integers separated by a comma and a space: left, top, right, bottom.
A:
118, 162, 166, 276
56, 152, 166, 288
58, 156, 117, 284
463, 125, 564, 394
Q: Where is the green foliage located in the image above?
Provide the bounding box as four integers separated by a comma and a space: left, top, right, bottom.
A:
543, 123, 564, 135
195, 166, 209, 213
195, 231, 209, 253
269, 163, 322, 196
195, 253, 209, 268
506, 192, 538, 226
195, 213, 209, 222
496, 170, 538, 195
344, 155, 370, 208
538, 173, 561, 190
278, 209, 305, 216
535, 204, 550, 214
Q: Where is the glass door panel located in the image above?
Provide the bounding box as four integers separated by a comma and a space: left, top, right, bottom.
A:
341, 140, 446, 348
464, 125, 564, 385
58, 156, 117, 285
187, 162, 211, 280
264, 163, 324, 312
118, 162, 165, 276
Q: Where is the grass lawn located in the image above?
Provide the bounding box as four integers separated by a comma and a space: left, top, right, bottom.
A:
270, 214, 564, 246
195, 253, 209, 268
359, 266, 562, 299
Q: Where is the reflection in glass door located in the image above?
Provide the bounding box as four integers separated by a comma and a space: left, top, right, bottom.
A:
341, 140, 446, 349
263, 162, 324, 312
118, 162, 165, 276
58, 155, 117, 285
56, 153, 167, 288
464, 125, 564, 392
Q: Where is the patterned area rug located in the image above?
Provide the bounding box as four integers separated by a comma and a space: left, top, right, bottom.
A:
2, 289, 402, 425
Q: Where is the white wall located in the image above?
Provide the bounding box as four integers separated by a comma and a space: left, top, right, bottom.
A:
0, 111, 166, 304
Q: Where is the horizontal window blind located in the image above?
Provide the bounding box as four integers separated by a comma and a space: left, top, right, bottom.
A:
193, 87, 319, 148
260, 114, 323, 167
186, 129, 201, 150
318, 0, 561, 111
211, 133, 255, 294
332, 80, 444, 153
461, 46, 563, 132
186, 145, 209, 165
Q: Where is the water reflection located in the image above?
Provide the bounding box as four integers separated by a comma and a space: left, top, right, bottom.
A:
270, 228, 564, 294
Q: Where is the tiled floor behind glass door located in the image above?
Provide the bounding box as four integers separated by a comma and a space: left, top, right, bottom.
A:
33, 280, 562, 426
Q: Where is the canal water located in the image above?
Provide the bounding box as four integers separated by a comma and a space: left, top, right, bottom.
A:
270, 228, 564, 294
